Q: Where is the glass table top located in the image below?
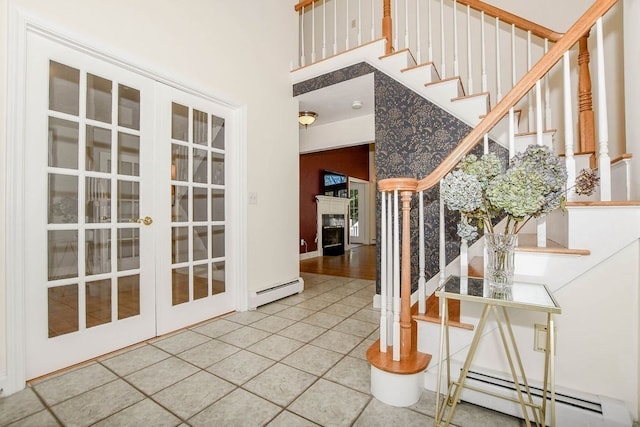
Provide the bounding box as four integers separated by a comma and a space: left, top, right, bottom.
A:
435, 276, 561, 314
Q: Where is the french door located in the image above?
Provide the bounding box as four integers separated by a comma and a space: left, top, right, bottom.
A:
23, 32, 234, 379
349, 179, 369, 245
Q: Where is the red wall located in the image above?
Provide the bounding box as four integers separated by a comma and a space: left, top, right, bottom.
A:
299, 145, 370, 253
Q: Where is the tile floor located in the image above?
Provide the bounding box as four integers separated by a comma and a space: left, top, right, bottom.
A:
1, 273, 528, 426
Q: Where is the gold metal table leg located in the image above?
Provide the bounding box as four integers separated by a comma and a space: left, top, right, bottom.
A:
440, 304, 492, 426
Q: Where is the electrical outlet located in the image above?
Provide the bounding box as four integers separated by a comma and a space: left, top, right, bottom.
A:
351, 19, 356, 28
534, 323, 556, 353
248, 192, 258, 205
300, 239, 305, 246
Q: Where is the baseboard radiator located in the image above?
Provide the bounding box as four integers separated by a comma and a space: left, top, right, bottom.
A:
455, 369, 632, 426
248, 278, 304, 309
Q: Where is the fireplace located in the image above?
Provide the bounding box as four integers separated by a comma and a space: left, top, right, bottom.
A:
315, 195, 350, 257
322, 214, 345, 256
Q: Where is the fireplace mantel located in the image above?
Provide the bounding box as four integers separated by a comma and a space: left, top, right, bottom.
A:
315, 195, 350, 256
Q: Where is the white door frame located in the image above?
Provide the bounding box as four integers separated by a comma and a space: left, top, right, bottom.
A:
348, 177, 370, 245
3, 8, 247, 394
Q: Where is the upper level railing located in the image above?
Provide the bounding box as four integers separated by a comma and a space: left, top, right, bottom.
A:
294, 0, 569, 135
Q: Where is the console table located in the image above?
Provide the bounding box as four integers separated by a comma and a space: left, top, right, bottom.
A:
434, 276, 561, 427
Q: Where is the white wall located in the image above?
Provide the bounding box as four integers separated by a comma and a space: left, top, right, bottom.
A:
299, 114, 375, 154
623, 0, 640, 200
0, 0, 299, 392
0, 0, 8, 394
443, 240, 640, 419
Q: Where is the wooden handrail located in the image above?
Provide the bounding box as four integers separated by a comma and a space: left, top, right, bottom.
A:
411, 0, 618, 193
456, 0, 563, 42
294, 0, 317, 12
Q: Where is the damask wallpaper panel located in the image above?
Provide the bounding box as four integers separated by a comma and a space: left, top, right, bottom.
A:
294, 63, 505, 293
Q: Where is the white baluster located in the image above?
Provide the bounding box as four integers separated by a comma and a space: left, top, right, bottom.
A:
300, 9, 306, 66
418, 190, 426, 314
466, 5, 472, 93
439, 182, 446, 283
563, 51, 577, 199
460, 239, 468, 277
527, 31, 534, 133
311, 1, 316, 63
404, 0, 409, 49
508, 107, 515, 159
322, 0, 326, 59
371, 0, 375, 41
511, 24, 516, 89
596, 18, 611, 200
428, 0, 433, 63
453, 0, 458, 77
358, 0, 362, 45
483, 134, 489, 154
536, 80, 543, 146
440, 0, 446, 78
345, 0, 350, 50
380, 191, 388, 351
495, 17, 502, 102
393, 189, 401, 361
394, 0, 398, 52
386, 193, 394, 349
535, 79, 546, 246
333, 0, 338, 55
481, 12, 487, 92
544, 39, 552, 129
416, 0, 422, 63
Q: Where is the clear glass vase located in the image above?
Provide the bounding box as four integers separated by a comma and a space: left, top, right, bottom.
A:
485, 232, 518, 298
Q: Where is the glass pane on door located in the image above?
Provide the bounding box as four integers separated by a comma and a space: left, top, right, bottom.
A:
170, 102, 226, 306
45, 60, 144, 337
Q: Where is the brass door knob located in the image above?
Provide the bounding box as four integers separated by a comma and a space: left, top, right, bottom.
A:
129, 216, 153, 225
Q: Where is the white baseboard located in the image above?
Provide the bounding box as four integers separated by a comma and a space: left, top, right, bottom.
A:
299, 250, 319, 260
248, 278, 304, 309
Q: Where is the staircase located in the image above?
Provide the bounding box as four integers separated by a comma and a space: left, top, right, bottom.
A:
292, 0, 638, 425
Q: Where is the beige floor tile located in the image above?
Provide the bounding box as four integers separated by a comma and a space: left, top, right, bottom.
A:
32, 363, 117, 406
50, 379, 143, 427
92, 398, 181, 427
311, 330, 363, 354
243, 363, 317, 407
125, 357, 199, 395
247, 334, 304, 361
288, 379, 370, 427
100, 344, 170, 377
207, 350, 275, 385
151, 330, 211, 355
153, 371, 234, 420
281, 344, 344, 376
216, 326, 271, 349
188, 388, 280, 427
177, 339, 239, 369
0, 387, 45, 426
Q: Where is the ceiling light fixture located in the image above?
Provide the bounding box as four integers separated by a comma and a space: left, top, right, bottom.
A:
298, 111, 318, 128
352, 100, 363, 109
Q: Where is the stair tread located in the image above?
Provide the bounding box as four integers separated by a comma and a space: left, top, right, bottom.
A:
514, 128, 557, 137
412, 313, 475, 331
378, 47, 417, 64
451, 91, 489, 102
401, 61, 437, 73
566, 200, 640, 207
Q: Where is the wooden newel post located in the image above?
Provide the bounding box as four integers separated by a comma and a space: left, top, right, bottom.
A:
578, 31, 596, 167
383, 0, 393, 54
399, 190, 413, 359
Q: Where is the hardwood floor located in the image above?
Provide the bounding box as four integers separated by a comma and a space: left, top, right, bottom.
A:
299, 244, 376, 280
